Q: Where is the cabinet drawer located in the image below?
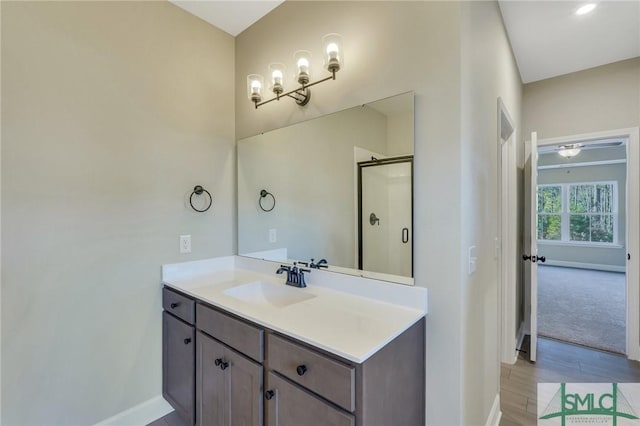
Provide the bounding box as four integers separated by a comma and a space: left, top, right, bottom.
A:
163, 287, 195, 325
196, 304, 264, 362
265, 372, 354, 426
267, 334, 355, 412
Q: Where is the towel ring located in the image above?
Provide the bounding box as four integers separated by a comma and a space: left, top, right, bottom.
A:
259, 189, 276, 212
190, 185, 212, 212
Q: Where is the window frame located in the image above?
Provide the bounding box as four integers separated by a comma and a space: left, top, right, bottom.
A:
536, 184, 563, 242
536, 180, 619, 247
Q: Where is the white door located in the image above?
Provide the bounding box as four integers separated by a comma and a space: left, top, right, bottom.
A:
525, 131, 539, 362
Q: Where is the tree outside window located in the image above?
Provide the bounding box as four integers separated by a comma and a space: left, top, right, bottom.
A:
537, 185, 562, 240
569, 184, 615, 243
536, 182, 617, 245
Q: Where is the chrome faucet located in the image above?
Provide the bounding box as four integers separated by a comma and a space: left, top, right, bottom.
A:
276, 263, 310, 288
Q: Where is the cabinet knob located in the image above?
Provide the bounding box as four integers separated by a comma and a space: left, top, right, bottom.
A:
220, 361, 229, 370
170, 302, 180, 309
214, 358, 223, 366
296, 365, 307, 376
183, 338, 191, 345
265, 390, 275, 400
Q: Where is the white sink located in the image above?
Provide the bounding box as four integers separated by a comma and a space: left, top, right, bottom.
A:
223, 281, 316, 307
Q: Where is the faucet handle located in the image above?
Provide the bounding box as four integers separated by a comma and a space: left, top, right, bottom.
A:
309, 258, 328, 269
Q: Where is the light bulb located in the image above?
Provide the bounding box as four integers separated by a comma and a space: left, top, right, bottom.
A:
272, 69, 283, 85
297, 57, 309, 73
326, 42, 339, 59
294, 51, 312, 85
322, 34, 343, 73
247, 74, 264, 103
251, 80, 261, 94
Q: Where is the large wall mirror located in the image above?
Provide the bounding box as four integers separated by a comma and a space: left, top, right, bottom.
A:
237, 92, 414, 284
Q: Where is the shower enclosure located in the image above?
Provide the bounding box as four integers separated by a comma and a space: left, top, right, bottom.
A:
358, 156, 413, 277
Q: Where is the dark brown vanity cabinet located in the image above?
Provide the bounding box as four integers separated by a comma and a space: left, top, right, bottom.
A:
265, 372, 355, 426
162, 287, 196, 425
162, 286, 425, 426
264, 320, 425, 426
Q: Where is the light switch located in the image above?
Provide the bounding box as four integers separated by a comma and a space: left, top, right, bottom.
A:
269, 229, 277, 243
468, 245, 477, 275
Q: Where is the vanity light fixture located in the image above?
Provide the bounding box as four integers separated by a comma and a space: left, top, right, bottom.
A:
558, 144, 582, 158
247, 33, 343, 109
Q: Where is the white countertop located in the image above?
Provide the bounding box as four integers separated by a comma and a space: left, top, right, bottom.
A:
162, 256, 427, 363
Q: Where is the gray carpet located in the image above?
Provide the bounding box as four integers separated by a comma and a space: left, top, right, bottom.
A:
538, 265, 626, 354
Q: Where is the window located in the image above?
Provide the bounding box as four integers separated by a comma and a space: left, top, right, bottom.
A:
536, 182, 618, 245
537, 185, 562, 240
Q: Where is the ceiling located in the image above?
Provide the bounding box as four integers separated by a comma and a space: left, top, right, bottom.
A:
169, 0, 284, 36
170, 1, 640, 83
499, 0, 640, 83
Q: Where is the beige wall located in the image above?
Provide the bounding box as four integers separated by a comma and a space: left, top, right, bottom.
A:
524, 58, 640, 139
1, 2, 235, 424
236, 2, 524, 423
460, 1, 522, 423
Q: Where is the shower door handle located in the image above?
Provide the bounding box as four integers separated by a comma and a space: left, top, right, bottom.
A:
402, 228, 409, 244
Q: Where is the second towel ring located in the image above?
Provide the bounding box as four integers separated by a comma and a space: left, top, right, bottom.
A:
259, 189, 276, 212
190, 185, 212, 212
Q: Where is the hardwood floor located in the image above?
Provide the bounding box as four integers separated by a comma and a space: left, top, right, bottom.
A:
500, 337, 640, 426
150, 337, 640, 426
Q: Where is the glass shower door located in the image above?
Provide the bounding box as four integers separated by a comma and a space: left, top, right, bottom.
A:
358, 156, 413, 277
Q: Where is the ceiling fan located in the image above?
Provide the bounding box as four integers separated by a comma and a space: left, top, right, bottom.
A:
537, 138, 626, 158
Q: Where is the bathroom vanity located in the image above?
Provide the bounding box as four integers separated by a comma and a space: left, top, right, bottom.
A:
161, 256, 427, 426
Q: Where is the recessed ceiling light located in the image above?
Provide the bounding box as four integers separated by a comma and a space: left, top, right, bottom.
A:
576, 3, 597, 15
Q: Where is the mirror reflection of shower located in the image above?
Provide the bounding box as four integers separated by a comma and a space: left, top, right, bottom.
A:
358, 156, 413, 277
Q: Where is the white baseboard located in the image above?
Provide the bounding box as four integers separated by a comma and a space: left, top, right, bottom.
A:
544, 259, 625, 273
485, 394, 502, 426
628, 347, 640, 362
94, 395, 173, 426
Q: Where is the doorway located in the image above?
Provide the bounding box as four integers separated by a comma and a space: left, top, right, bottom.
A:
520, 128, 640, 362
535, 139, 627, 353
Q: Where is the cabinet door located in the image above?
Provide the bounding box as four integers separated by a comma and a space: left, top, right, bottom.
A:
163, 312, 195, 425
197, 332, 226, 426
265, 372, 354, 426
197, 332, 263, 426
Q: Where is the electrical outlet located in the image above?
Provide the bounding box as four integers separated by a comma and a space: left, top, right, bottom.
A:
269, 229, 277, 243
180, 235, 192, 254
